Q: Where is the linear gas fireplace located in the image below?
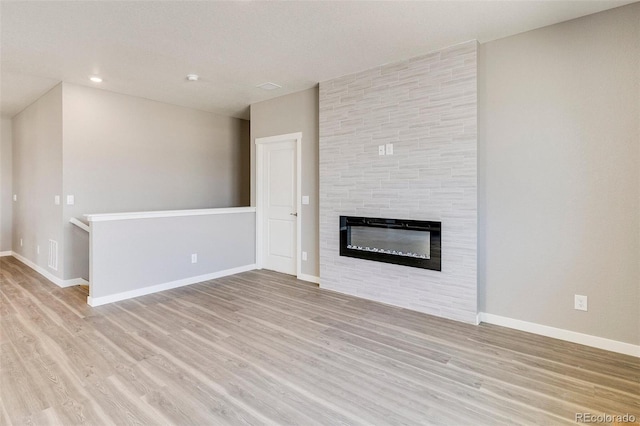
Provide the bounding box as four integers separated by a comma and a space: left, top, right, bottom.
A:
340, 216, 441, 271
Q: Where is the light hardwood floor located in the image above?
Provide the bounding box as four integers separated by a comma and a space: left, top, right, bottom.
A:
1, 256, 638, 425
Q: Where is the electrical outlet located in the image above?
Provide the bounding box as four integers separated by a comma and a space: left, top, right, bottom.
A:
302, 251, 308, 261
20, 238, 23, 247
574, 294, 588, 311
385, 143, 394, 155
191, 253, 198, 264
37, 245, 40, 255
378, 145, 385, 156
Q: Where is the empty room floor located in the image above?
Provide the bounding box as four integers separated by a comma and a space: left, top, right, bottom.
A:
1, 256, 638, 425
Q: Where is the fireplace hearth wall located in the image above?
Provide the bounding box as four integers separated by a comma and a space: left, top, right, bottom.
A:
319, 41, 478, 324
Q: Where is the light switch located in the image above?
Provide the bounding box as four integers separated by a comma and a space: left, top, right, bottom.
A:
302, 251, 308, 261
378, 145, 385, 156
302, 196, 310, 205
385, 143, 394, 155
13, 194, 17, 202
66, 195, 75, 205
54, 195, 60, 205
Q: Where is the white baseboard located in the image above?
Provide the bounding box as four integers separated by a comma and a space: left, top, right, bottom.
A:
0, 251, 12, 257
87, 263, 257, 307
66, 278, 90, 286
297, 273, 320, 284
479, 312, 640, 358
11, 252, 87, 288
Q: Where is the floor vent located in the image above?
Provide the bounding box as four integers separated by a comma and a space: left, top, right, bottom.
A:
48, 239, 58, 271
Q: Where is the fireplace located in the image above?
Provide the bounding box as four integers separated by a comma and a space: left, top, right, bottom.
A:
340, 216, 441, 271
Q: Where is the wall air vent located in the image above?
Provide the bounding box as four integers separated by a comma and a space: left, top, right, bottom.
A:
48, 239, 58, 271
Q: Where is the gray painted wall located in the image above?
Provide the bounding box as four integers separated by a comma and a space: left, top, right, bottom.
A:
12, 84, 64, 277
319, 42, 478, 324
90, 212, 255, 299
250, 87, 320, 277
479, 4, 640, 344
0, 117, 12, 252
62, 83, 250, 279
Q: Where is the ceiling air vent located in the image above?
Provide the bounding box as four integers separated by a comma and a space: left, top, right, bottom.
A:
257, 82, 282, 90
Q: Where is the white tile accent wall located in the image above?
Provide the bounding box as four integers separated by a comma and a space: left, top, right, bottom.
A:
319, 41, 478, 323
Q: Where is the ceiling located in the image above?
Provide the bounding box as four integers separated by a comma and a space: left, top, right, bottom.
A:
1, 1, 634, 120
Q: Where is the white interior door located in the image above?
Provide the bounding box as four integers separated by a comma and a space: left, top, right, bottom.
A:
262, 140, 297, 274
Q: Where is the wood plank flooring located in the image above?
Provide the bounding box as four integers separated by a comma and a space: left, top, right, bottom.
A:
1, 255, 638, 425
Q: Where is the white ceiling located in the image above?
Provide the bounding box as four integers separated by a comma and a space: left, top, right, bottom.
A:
1, 1, 634, 120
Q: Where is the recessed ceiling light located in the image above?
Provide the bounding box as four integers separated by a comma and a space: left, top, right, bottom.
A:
257, 82, 282, 90
186, 74, 199, 81
89, 76, 103, 83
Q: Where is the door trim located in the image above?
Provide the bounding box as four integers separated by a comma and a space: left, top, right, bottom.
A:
255, 132, 302, 278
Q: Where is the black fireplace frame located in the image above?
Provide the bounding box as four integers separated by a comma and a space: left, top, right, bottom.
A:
339, 216, 441, 271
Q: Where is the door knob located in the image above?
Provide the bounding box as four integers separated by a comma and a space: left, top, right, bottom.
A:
290, 212, 298, 216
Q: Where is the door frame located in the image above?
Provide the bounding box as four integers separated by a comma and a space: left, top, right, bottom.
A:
255, 132, 302, 277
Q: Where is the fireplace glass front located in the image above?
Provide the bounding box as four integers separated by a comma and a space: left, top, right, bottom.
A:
340, 216, 441, 271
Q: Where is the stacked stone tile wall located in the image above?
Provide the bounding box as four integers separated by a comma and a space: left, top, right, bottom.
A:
319, 41, 478, 323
